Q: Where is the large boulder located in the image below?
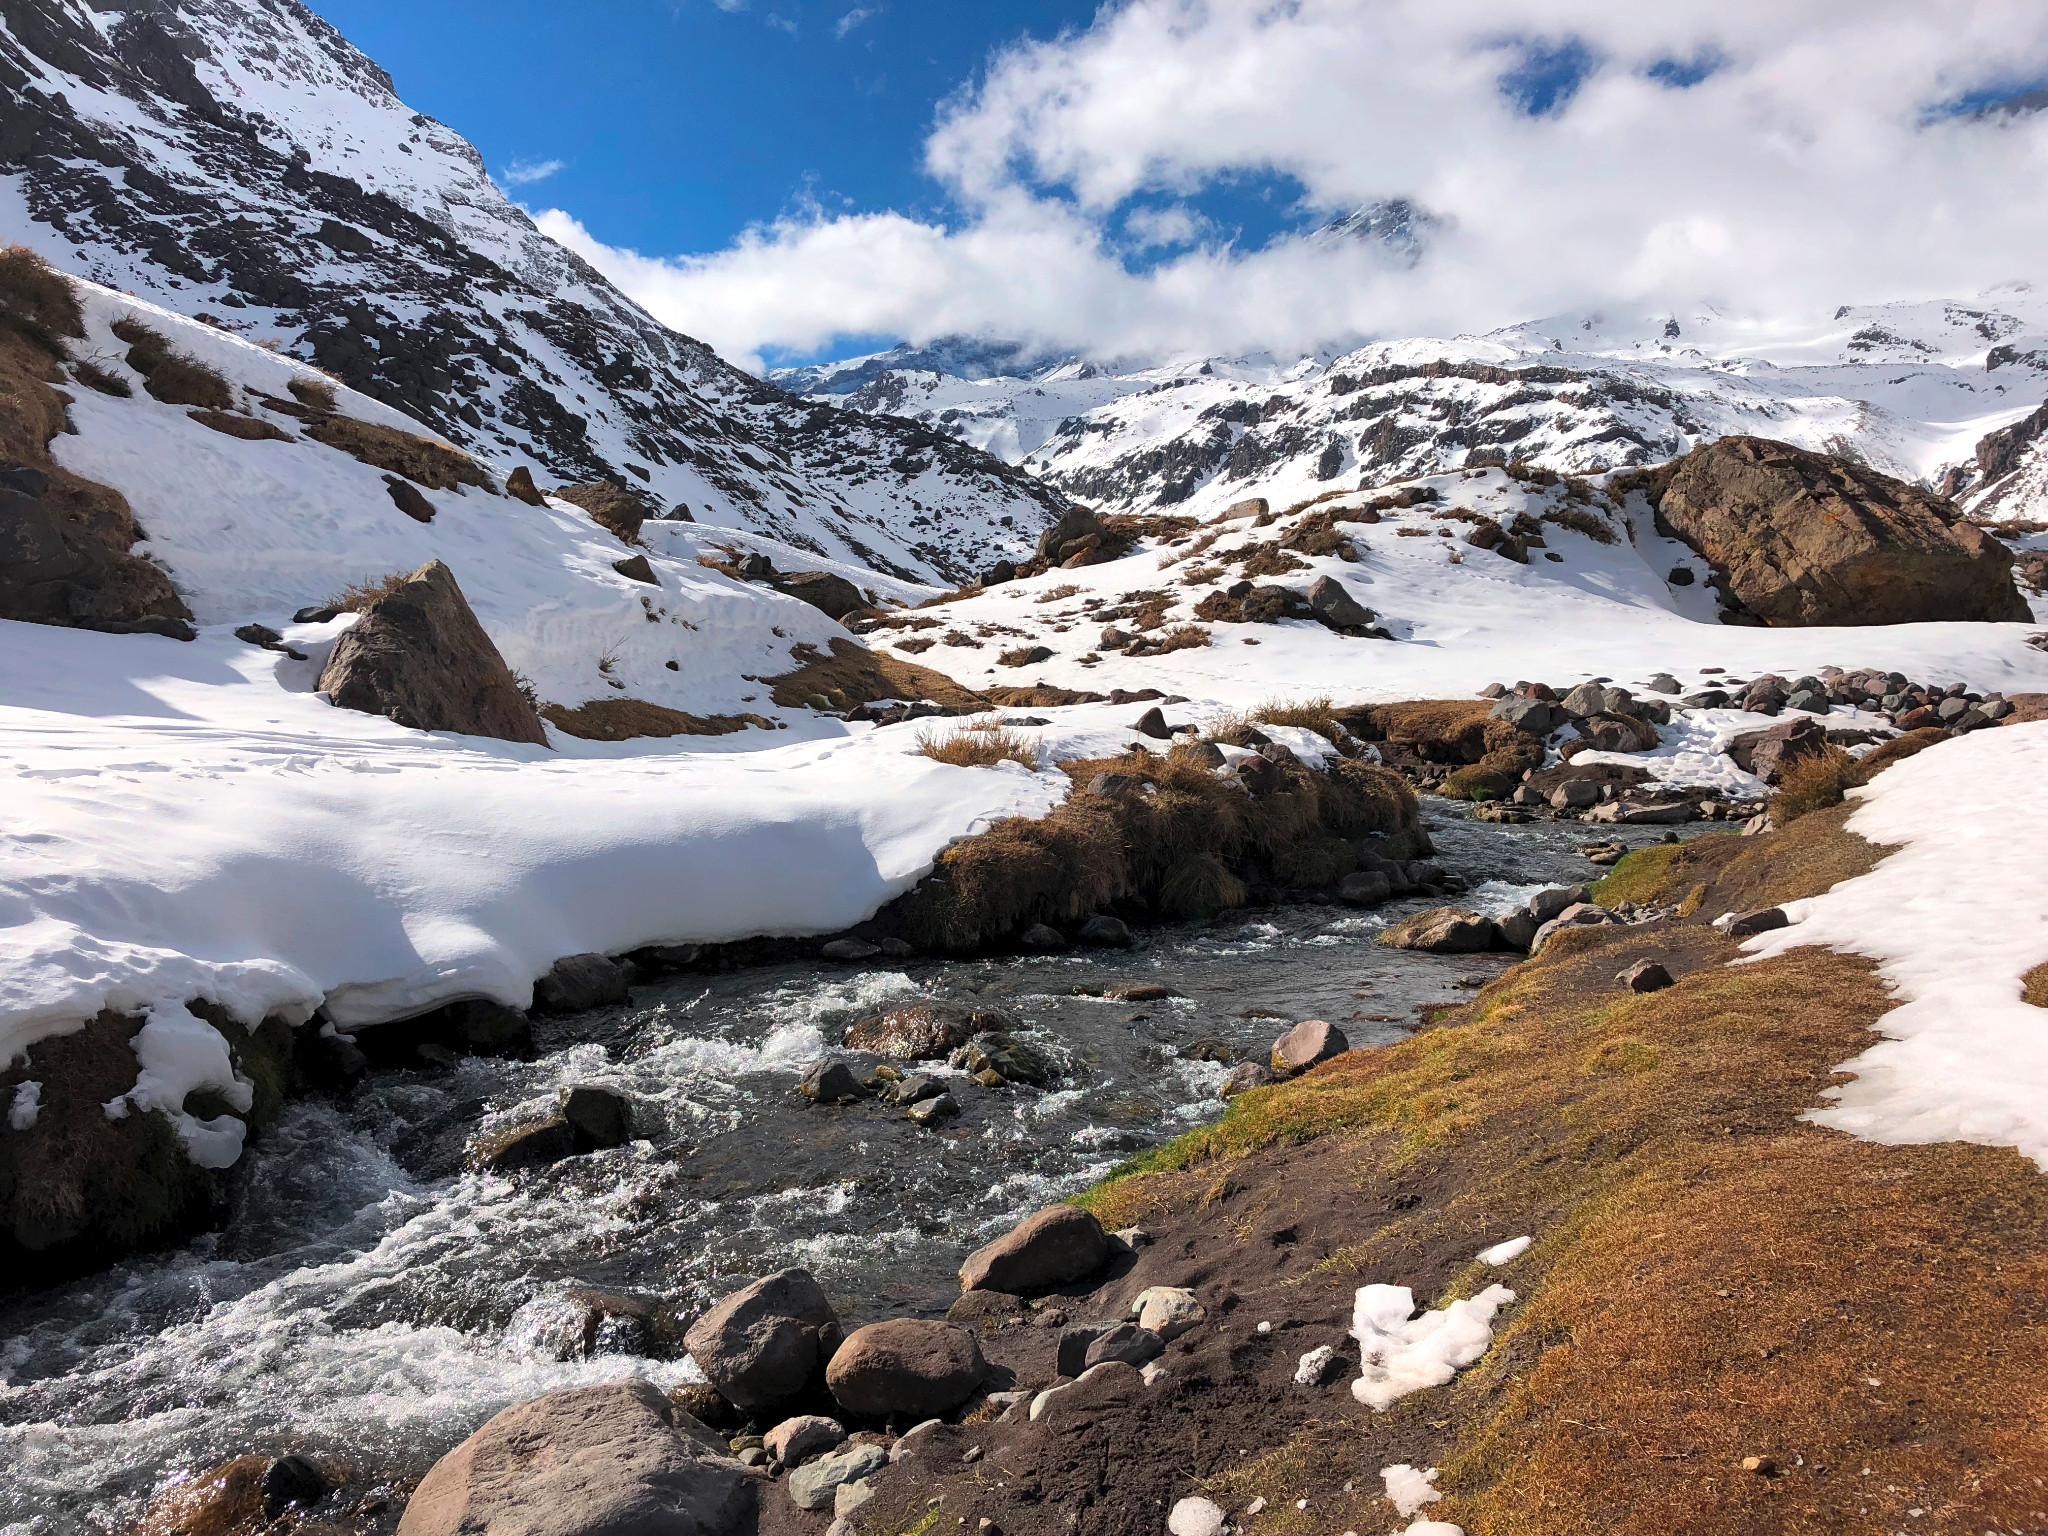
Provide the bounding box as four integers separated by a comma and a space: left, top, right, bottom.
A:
843, 1003, 986, 1060
395, 1380, 751, 1536
683, 1268, 842, 1413
1652, 437, 2029, 626
825, 1318, 987, 1421
1305, 575, 1375, 630
317, 561, 548, 744
0, 468, 194, 637
554, 481, 650, 544
1381, 906, 1497, 953
532, 953, 631, 1013
777, 570, 867, 619
1269, 1019, 1349, 1076
1729, 715, 1827, 784
959, 1204, 1110, 1294
1035, 504, 1105, 561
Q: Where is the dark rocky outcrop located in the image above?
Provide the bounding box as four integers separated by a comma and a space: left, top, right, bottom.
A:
395, 1380, 751, 1536
1647, 436, 2029, 626
553, 481, 649, 544
317, 560, 548, 744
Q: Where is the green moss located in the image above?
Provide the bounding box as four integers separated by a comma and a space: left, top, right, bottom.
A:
1587, 843, 1691, 908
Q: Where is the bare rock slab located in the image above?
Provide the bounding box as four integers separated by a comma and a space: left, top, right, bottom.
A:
825, 1318, 987, 1421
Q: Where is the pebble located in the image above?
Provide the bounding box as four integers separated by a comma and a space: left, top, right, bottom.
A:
1256, 1320, 1272, 1334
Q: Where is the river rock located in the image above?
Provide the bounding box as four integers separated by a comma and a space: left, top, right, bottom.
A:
532, 952, 630, 1013
799, 1059, 866, 1104
1618, 960, 1674, 993
906, 1092, 960, 1128
787, 1443, 889, 1512
1495, 909, 1539, 951
1530, 902, 1621, 951
1082, 1322, 1164, 1369
1269, 1019, 1349, 1076
1382, 906, 1497, 953
1019, 923, 1069, 950
960, 1204, 1110, 1294
1528, 886, 1590, 924
683, 1268, 842, 1413
558, 1085, 631, 1151
1744, 716, 1828, 784
1652, 436, 2029, 626
764, 1415, 844, 1467
950, 1031, 1054, 1086
1338, 869, 1393, 906
1490, 694, 1562, 734
317, 560, 548, 744
261, 1454, 330, 1518
845, 1002, 983, 1059
1131, 1286, 1206, 1341
819, 938, 880, 962
1076, 914, 1132, 947
1219, 1061, 1275, 1100
825, 1319, 986, 1420
395, 1380, 749, 1536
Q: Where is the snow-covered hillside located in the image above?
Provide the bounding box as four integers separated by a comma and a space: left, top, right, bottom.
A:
0, 0, 1066, 582
789, 295, 2048, 525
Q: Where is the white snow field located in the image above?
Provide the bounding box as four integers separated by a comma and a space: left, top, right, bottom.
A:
1744, 719, 2048, 1171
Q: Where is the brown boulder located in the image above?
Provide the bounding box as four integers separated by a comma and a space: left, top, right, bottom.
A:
1381, 906, 1497, 953
1269, 1019, 1349, 1076
1653, 436, 2028, 625
1729, 715, 1827, 784
505, 465, 547, 506
396, 1379, 750, 1536
555, 481, 650, 544
778, 569, 868, 619
317, 560, 548, 744
959, 1204, 1109, 1294
825, 1318, 986, 1421
843, 1002, 985, 1059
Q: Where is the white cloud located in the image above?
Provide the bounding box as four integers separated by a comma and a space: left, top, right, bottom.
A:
766, 12, 796, 34
835, 7, 875, 40
545, 0, 2048, 368
1121, 204, 1210, 250
500, 157, 565, 188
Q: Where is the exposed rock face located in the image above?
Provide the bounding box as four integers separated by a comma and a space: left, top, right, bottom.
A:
682, 1267, 843, 1413
825, 1319, 987, 1421
555, 482, 649, 545
777, 570, 867, 619
959, 1204, 1109, 1294
395, 1380, 751, 1536
1653, 437, 2029, 626
317, 560, 548, 744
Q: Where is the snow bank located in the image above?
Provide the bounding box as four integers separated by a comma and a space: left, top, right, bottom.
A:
1350, 1282, 1516, 1410
1740, 721, 2048, 1169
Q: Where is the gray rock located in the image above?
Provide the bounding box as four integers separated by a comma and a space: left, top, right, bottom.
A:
1131, 1286, 1206, 1341
1057, 1324, 1109, 1378
1381, 907, 1497, 954
533, 953, 631, 1013
820, 938, 880, 962
826, 1319, 987, 1420
891, 1074, 946, 1106
1549, 780, 1600, 810
1084, 1322, 1165, 1369
1723, 907, 1790, 937
1495, 909, 1539, 952
906, 1092, 960, 1128
1019, 923, 1068, 950
981, 560, 1016, 586
1132, 706, 1172, 739
1786, 689, 1828, 714
799, 1059, 866, 1105
778, 570, 867, 620
1219, 1061, 1276, 1100
1086, 771, 1145, 798
1645, 673, 1682, 694
1337, 870, 1392, 906
1530, 902, 1620, 951
1527, 886, 1590, 925
834, 1478, 877, 1520
395, 1379, 751, 1536
1269, 1019, 1349, 1076
1076, 914, 1132, 947
787, 1443, 888, 1512
960, 1204, 1110, 1294
1489, 694, 1560, 734
1306, 575, 1374, 629
1587, 799, 1695, 825
558, 1085, 631, 1151
683, 1267, 842, 1413
1618, 960, 1674, 993
763, 1415, 844, 1467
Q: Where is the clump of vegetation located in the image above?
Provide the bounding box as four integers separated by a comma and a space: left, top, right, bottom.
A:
0, 244, 83, 354
1544, 505, 1618, 545
916, 719, 1040, 770
885, 744, 1418, 950
540, 699, 766, 740
1033, 584, 1082, 604
305, 413, 493, 493
1254, 696, 1346, 741
287, 375, 337, 414
1239, 544, 1308, 578
1769, 744, 1860, 825
1154, 623, 1210, 652
67, 357, 131, 397
110, 315, 233, 409
326, 569, 416, 612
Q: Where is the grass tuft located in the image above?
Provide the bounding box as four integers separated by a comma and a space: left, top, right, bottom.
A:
1769, 744, 1859, 825
0, 245, 83, 353
916, 720, 1040, 770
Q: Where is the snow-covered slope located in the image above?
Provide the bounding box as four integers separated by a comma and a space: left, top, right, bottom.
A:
0, 0, 1066, 582
791, 295, 2048, 526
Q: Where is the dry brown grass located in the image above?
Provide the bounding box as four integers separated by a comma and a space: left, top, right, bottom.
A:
1033, 584, 1082, 604
539, 699, 767, 740
1541, 504, 1618, 544
1154, 623, 1210, 652
1847, 726, 1947, 783
287, 375, 337, 414
325, 569, 415, 612
916, 719, 1040, 769
109, 316, 233, 409
186, 408, 292, 443
1239, 544, 1308, 577
1254, 695, 1345, 740
66, 358, 130, 397
1078, 808, 2048, 1536
765, 635, 987, 711
305, 412, 493, 492
1769, 744, 1859, 824
884, 744, 1418, 949
0, 245, 83, 353
2024, 960, 2048, 1008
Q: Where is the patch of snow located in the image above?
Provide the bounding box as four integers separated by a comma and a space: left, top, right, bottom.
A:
1350, 1282, 1516, 1411
1739, 721, 2048, 1169
104, 1001, 255, 1169
7, 1081, 39, 1131
1381, 1464, 1442, 1518
1293, 1344, 1336, 1385
1167, 1497, 1228, 1536
1476, 1235, 1532, 1266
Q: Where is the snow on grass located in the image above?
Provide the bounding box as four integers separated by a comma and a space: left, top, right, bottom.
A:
1381, 1464, 1443, 1517
1739, 721, 2048, 1169
1350, 1282, 1516, 1410
1475, 1235, 1532, 1265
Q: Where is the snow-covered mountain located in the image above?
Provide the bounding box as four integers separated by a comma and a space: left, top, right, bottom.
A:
0, 0, 1067, 583
788, 295, 2048, 524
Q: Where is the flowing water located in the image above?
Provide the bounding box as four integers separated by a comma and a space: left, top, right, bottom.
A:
0, 806, 1698, 1533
